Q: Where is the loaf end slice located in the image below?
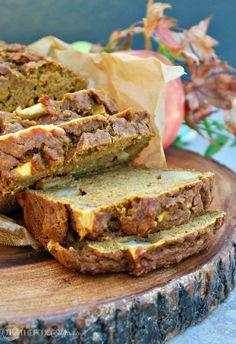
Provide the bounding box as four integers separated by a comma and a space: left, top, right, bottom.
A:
43, 211, 225, 276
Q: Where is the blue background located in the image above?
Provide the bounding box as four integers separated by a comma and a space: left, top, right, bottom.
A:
0, 0, 235, 65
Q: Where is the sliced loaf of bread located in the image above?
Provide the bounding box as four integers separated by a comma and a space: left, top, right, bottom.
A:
21, 211, 225, 276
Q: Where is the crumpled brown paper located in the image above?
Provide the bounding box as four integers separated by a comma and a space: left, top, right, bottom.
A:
30, 36, 184, 169
0, 36, 184, 247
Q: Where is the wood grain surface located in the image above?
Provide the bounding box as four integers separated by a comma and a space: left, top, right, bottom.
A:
0, 147, 235, 343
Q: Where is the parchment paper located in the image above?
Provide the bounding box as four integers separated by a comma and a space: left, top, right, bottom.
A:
30, 36, 184, 169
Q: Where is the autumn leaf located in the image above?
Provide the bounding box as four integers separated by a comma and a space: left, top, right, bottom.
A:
146, 1, 171, 19
185, 55, 236, 125
144, 1, 181, 52
187, 58, 234, 78
103, 24, 143, 52
180, 17, 218, 63
145, 1, 174, 35
152, 20, 182, 53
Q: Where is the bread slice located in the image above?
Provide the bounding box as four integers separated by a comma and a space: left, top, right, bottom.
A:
27, 211, 226, 276
0, 42, 86, 112
18, 166, 214, 241
1, 111, 152, 212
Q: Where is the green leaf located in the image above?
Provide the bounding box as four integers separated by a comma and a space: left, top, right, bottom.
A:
204, 134, 228, 157
203, 119, 213, 137
230, 140, 236, 147
174, 54, 186, 62
158, 44, 174, 62
204, 144, 223, 157
214, 134, 229, 145
172, 136, 184, 148
212, 120, 226, 131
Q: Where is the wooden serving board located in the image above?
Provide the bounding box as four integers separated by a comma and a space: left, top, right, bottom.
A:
0, 148, 235, 343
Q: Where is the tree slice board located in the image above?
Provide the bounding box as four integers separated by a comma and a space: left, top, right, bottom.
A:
0, 148, 235, 343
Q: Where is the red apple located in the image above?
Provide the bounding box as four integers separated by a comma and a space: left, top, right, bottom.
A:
115, 50, 185, 148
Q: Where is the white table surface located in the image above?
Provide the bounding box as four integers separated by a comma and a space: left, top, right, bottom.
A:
168, 135, 236, 344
